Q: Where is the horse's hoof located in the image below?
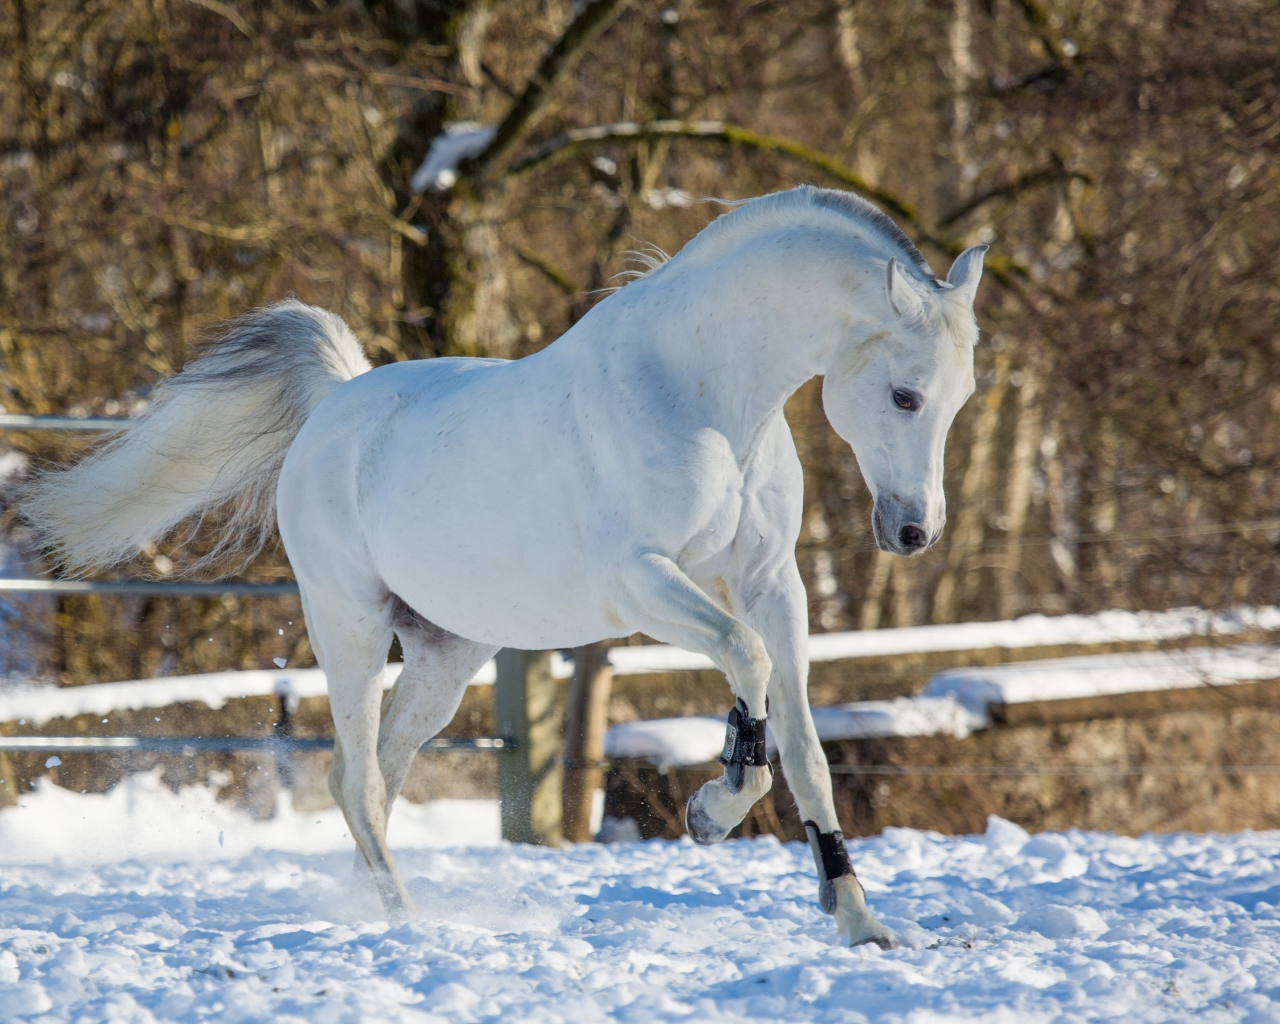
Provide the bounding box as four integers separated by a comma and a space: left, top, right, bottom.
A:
840, 916, 898, 949
381, 893, 418, 924
856, 930, 898, 950
831, 874, 895, 948
685, 790, 731, 846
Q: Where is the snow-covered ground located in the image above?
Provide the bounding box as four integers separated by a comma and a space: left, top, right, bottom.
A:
3, 776, 1280, 1021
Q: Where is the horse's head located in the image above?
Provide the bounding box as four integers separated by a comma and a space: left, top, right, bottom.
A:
822, 245, 987, 555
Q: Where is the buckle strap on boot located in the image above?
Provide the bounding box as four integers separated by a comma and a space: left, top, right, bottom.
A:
717, 698, 768, 794
804, 820, 854, 915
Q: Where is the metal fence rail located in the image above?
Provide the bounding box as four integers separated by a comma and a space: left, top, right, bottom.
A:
0, 735, 510, 753
827, 763, 1280, 777
0, 579, 300, 597
0, 413, 126, 431
0, 414, 299, 598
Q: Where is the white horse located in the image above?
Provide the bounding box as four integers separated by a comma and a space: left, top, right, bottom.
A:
24, 186, 985, 947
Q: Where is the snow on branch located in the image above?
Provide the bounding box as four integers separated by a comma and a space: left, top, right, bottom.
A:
411, 123, 497, 192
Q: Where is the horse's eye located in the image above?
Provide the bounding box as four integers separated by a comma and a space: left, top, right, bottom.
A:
892, 388, 919, 411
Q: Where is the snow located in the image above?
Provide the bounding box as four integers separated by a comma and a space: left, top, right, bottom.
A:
410, 123, 497, 192
0, 656, 577, 728
807, 694, 989, 743
0, 667, 374, 728
607, 604, 1280, 674
4, 778, 1280, 1020
645, 186, 695, 209
925, 642, 1280, 709
604, 697, 989, 770
0, 771, 498, 866
0, 449, 29, 482
604, 716, 726, 769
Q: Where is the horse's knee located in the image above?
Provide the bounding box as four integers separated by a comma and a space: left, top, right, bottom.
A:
725, 627, 772, 713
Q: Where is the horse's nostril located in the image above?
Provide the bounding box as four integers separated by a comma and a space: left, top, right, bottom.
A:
899, 524, 926, 550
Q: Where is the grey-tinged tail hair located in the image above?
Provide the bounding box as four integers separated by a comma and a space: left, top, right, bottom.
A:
21, 300, 371, 577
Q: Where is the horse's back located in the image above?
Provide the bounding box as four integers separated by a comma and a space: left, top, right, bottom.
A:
278, 350, 613, 646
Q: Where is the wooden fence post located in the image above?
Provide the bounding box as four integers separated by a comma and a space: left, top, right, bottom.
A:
494, 648, 562, 845
562, 641, 613, 842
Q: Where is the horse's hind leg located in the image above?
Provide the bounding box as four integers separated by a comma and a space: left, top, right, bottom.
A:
300, 587, 412, 917
374, 598, 498, 820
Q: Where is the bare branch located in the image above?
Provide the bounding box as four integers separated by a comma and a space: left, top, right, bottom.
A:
938, 161, 1089, 228
989, 63, 1065, 94
1010, 0, 1077, 68
164, 215, 273, 243
468, 0, 631, 182
165, 210, 429, 262
302, 61, 473, 98
183, 0, 254, 39
514, 246, 578, 295
507, 119, 927, 232
369, 207, 429, 246
506, 119, 1050, 294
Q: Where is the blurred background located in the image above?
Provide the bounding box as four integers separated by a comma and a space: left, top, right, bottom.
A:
0, 0, 1278, 838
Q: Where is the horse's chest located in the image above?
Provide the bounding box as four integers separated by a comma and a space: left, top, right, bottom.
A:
672, 440, 746, 566
679, 492, 742, 565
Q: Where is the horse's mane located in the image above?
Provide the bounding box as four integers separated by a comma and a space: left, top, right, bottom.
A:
623, 186, 940, 288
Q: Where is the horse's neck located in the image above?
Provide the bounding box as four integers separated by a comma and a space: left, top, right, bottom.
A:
617, 252, 848, 460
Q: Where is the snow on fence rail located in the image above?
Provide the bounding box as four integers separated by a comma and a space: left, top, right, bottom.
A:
0, 657, 570, 727
5, 608, 1280, 835
607, 604, 1280, 674
923, 642, 1280, 708
5, 606, 1275, 729
604, 638, 1280, 769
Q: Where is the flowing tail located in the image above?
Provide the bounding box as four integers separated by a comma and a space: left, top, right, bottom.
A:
21, 300, 371, 576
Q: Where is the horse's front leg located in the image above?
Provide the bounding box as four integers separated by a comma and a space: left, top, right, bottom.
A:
746, 562, 895, 949
615, 551, 775, 842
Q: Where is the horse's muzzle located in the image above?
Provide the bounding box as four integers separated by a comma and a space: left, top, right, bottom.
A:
871, 499, 933, 556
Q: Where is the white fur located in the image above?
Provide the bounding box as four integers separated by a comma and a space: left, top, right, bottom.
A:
24, 187, 986, 945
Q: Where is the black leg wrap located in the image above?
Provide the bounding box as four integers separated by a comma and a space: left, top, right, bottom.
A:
717, 698, 769, 794
804, 820, 854, 915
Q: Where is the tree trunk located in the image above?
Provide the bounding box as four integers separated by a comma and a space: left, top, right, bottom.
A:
940, 0, 975, 213
858, 548, 894, 630
441, 187, 520, 357
891, 557, 918, 627
562, 640, 613, 842
997, 363, 1044, 618
932, 353, 1009, 622
1042, 420, 1079, 585
1086, 415, 1119, 590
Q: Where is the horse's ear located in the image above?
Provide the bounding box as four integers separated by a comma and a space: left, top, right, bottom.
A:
945, 244, 989, 306
885, 257, 925, 321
